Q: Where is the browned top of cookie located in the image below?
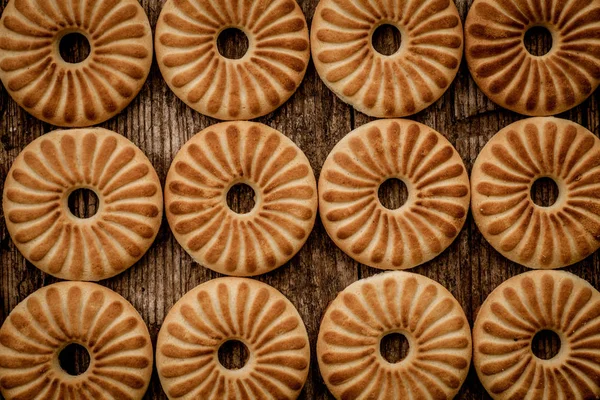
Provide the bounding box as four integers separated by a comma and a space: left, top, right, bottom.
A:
471, 117, 600, 269
156, 277, 310, 399
311, 0, 463, 117
0, 0, 153, 127
319, 119, 470, 270
2, 128, 163, 281
465, 0, 600, 116
317, 271, 472, 399
0, 281, 153, 400
473, 270, 600, 399
165, 121, 317, 276
155, 0, 310, 120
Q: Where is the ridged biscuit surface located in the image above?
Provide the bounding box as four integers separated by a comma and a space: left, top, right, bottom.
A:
311, 0, 463, 117
165, 121, 317, 276
473, 270, 600, 399
465, 0, 600, 116
317, 271, 472, 399
2, 128, 163, 281
0, 0, 153, 126
155, 0, 310, 120
319, 119, 470, 270
156, 277, 310, 399
0, 281, 153, 400
471, 117, 600, 269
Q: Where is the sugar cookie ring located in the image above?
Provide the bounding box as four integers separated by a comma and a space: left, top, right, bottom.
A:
2, 128, 163, 281
156, 277, 310, 399
465, 0, 600, 116
155, 0, 310, 120
0, 281, 153, 400
471, 117, 600, 269
319, 119, 470, 270
165, 122, 317, 276
317, 271, 472, 399
0, 0, 153, 127
311, 0, 463, 117
473, 270, 600, 399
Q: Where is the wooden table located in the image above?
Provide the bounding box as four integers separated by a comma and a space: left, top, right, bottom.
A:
0, 0, 598, 398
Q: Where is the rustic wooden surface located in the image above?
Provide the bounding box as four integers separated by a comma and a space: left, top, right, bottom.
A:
1, 0, 599, 398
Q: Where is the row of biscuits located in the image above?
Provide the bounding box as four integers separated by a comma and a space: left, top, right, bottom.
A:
1, 269, 599, 399
4, 117, 600, 280
0, 0, 598, 125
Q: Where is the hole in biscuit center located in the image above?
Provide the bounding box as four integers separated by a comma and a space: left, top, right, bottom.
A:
372, 24, 402, 55
218, 340, 250, 369
59, 343, 91, 375
59, 32, 91, 63
524, 26, 553, 56
226, 183, 256, 214
530, 177, 559, 207
531, 330, 561, 360
378, 178, 408, 210
68, 188, 99, 218
380, 333, 410, 363
217, 28, 249, 59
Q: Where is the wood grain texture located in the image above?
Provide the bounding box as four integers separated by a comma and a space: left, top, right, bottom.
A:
0, 0, 599, 399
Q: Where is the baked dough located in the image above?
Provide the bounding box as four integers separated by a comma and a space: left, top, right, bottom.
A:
0, 0, 153, 126
311, 0, 463, 117
0, 281, 153, 400
465, 0, 600, 116
317, 271, 472, 399
165, 121, 317, 276
156, 277, 310, 399
2, 128, 163, 281
471, 117, 600, 269
319, 119, 470, 270
155, 0, 310, 120
473, 270, 600, 399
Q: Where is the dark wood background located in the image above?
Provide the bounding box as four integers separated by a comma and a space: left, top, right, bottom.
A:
1, 0, 599, 398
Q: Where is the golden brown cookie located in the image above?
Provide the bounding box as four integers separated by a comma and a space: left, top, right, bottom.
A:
2, 128, 163, 281
317, 271, 472, 399
0, 281, 153, 400
155, 0, 310, 120
471, 117, 600, 269
0, 0, 153, 127
319, 119, 470, 270
311, 0, 463, 117
473, 270, 600, 399
465, 0, 600, 116
156, 277, 310, 399
165, 121, 317, 276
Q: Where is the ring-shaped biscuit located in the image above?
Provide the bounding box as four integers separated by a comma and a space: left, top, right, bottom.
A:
165, 121, 317, 276
318, 119, 470, 270
155, 0, 310, 120
473, 270, 600, 399
0, 0, 153, 126
317, 271, 472, 399
0, 281, 153, 400
471, 117, 600, 269
465, 0, 600, 116
2, 128, 163, 281
156, 277, 310, 399
311, 0, 463, 117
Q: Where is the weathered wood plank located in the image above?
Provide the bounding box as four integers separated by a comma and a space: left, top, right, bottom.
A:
0, 0, 599, 399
